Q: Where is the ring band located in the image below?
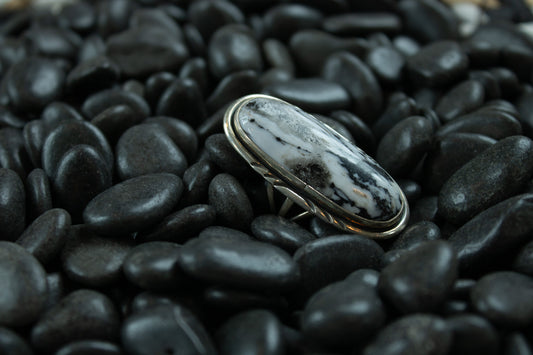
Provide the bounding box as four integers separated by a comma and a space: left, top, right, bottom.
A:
223, 94, 409, 238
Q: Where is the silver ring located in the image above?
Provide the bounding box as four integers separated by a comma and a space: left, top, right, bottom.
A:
224, 94, 409, 238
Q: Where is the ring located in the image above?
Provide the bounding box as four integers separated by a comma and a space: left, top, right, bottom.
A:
223, 94, 409, 238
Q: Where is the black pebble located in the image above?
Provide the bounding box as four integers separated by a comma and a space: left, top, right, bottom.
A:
471, 271, 533, 328
205, 133, 252, 178
5, 57, 65, 114
448, 193, 533, 274
61, 227, 132, 287
0, 168, 25, 241
179, 236, 299, 290
116, 124, 188, 180
251, 214, 315, 254
121, 304, 216, 355
390, 221, 441, 250
16, 208, 70, 265
139, 204, 216, 243
82, 88, 150, 118
446, 314, 499, 355
294, 234, 384, 298
399, 0, 459, 43
0, 327, 32, 355
156, 78, 207, 128
216, 309, 284, 355
123, 241, 184, 291
66, 56, 120, 96
31, 289, 120, 353
208, 173, 254, 231
435, 80, 485, 122
180, 160, 218, 207
187, 0, 244, 40
376, 116, 434, 177
0, 241, 47, 327
262, 4, 322, 41
91, 104, 145, 145
406, 40, 468, 88
439, 136, 533, 225
302, 269, 386, 349
25, 168, 53, 221
378, 240, 458, 313
323, 51, 383, 122
208, 25, 263, 79
514, 240, 533, 276
83, 173, 183, 236
363, 314, 452, 355
55, 340, 122, 355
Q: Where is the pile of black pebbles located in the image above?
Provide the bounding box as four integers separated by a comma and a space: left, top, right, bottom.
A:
0, 0, 533, 354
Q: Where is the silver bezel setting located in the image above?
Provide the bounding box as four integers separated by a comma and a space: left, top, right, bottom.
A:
223, 94, 409, 238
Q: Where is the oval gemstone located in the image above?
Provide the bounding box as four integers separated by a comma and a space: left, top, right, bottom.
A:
233, 96, 403, 222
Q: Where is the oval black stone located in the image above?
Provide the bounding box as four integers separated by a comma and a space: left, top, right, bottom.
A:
16, 208, 70, 265
251, 214, 315, 253
0, 241, 47, 327
208, 173, 253, 231
179, 236, 299, 290
378, 240, 458, 313
471, 271, 533, 328
83, 173, 183, 236
0, 168, 25, 241
116, 124, 188, 180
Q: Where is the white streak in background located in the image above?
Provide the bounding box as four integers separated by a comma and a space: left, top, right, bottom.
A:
238, 97, 403, 221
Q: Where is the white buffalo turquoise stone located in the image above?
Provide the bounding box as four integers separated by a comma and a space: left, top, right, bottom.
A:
237, 97, 402, 221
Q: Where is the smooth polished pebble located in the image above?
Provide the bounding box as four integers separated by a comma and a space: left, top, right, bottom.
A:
81, 88, 150, 118
379, 240, 458, 313
180, 57, 210, 95
145, 71, 175, 108
365, 45, 405, 85
130, 8, 183, 37
435, 80, 485, 122
323, 51, 383, 121
399, 0, 459, 43
41, 120, 113, 178
302, 269, 386, 349
0, 128, 32, 178
372, 93, 419, 139
66, 56, 120, 96
187, 0, 244, 40
25, 26, 81, 60
61, 227, 132, 287
16, 208, 70, 265
376, 116, 434, 177
216, 309, 284, 355
363, 314, 452, 355
206, 70, 260, 113
205, 133, 252, 178
55, 340, 122, 355
208, 173, 253, 231
53, 145, 112, 220
439, 136, 533, 225
398, 179, 422, 203
423, 133, 496, 193
324, 13, 401, 36
0, 168, 25, 241
198, 226, 252, 241
514, 240, 533, 276
436, 105, 522, 140
208, 25, 263, 79
262, 4, 322, 41
116, 124, 188, 180
143, 116, 198, 163
294, 234, 384, 297
25, 168, 53, 221
289, 30, 369, 75
91, 104, 144, 145
471, 271, 533, 328
31, 289, 120, 353
180, 160, 218, 207
0, 242, 47, 327
406, 40, 468, 88
123, 242, 184, 291
262, 78, 350, 113
155, 78, 207, 128
446, 314, 499, 355
106, 26, 189, 78
448, 194, 533, 274
330, 110, 376, 153
139, 204, 216, 243
5, 57, 65, 114
83, 173, 183, 236
0, 327, 32, 355
390, 221, 441, 250
121, 304, 216, 355
251, 214, 315, 254
504, 333, 533, 355
58, 1, 96, 34
179, 236, 299, 290
516, 90, 533, 137
263, 39, 295, 74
